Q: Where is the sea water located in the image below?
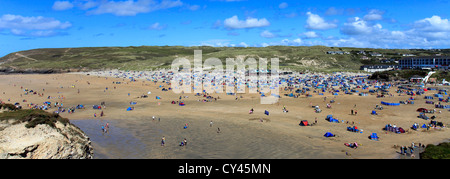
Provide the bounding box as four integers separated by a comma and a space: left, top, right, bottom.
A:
71, 117, 342, 159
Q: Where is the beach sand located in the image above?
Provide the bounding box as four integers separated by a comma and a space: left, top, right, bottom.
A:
0, 73, 448, 159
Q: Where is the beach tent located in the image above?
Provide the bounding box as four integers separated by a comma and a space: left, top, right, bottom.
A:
421, 124, 427, 128
156, 96, 161, 99
369, 133, 379, 141
93, 105, 101, 109
130, 101, 137, 105
324, 132, 335, 137
264, 110, 269, 115
416, 108, 427, 112
299, 120, 308, 126
326, 115, 339, 123
434, 94, 443, 98
371, 110, 378, 115
126, 107, 133, 111
179, 102, 185, 106
381, 101, 400, 106
347, 126, 360, 132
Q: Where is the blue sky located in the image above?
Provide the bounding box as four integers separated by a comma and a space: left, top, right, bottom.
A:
1, 0, 450, 57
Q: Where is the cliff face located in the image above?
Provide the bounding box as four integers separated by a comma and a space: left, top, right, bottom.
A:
0, 112, 93, 159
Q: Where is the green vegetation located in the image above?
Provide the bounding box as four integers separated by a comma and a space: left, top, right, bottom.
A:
0, 105, 69, 128
369, 69, 450, 81
420, 142, 450, 159
0, 46, 448, 72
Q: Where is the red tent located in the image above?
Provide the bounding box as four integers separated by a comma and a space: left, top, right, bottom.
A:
299, 120, 308, 126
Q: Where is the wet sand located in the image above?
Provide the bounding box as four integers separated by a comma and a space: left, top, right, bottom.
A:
71, 116, 345, 159
0, 73, 449, 159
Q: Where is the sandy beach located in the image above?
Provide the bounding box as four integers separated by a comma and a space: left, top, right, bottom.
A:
0, 72, 448, 159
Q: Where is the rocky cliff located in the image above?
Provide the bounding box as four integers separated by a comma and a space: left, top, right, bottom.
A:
0, 105, 93, 159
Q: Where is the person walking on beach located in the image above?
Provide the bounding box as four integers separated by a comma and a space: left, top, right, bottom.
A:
105, 122, 109, 133
161, 136, 165, 146
351, 109, 354, 115
210, 120, 213, 127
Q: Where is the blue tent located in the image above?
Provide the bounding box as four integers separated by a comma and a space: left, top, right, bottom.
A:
326, 115, 339, 123
264, 110, 269, 115
126, 107, 133, 111
324, 132, 334, 137
369, 133, 379, 140
421, 124, 427, 128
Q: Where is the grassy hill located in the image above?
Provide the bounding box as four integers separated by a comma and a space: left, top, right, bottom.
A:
0, 46, 447, 73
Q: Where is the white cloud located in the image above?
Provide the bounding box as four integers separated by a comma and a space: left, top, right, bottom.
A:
199, 39, 233, 47
0, 14, 71, 37
260, 30, 276, 38
302, 31, 319, 38
305, 12, 337, 30
406, 15, 450, 41
187, 4, 200, 11
87, 0, 183, 16
263, 38, 303, 46
278, 2, 288, 9
325, 7, 343, 16
363, 9, 384, 21
0, 14, 71, 30
340, 17, 382, 35
337, 15, 450, 48
238, 42, 249, 47
148, 22, 167, 30
413, 15, 450, 32
224, 15, 270, 29
52, 1, 74, 11
255, 15, 450, 49
76, 0, 100, 10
